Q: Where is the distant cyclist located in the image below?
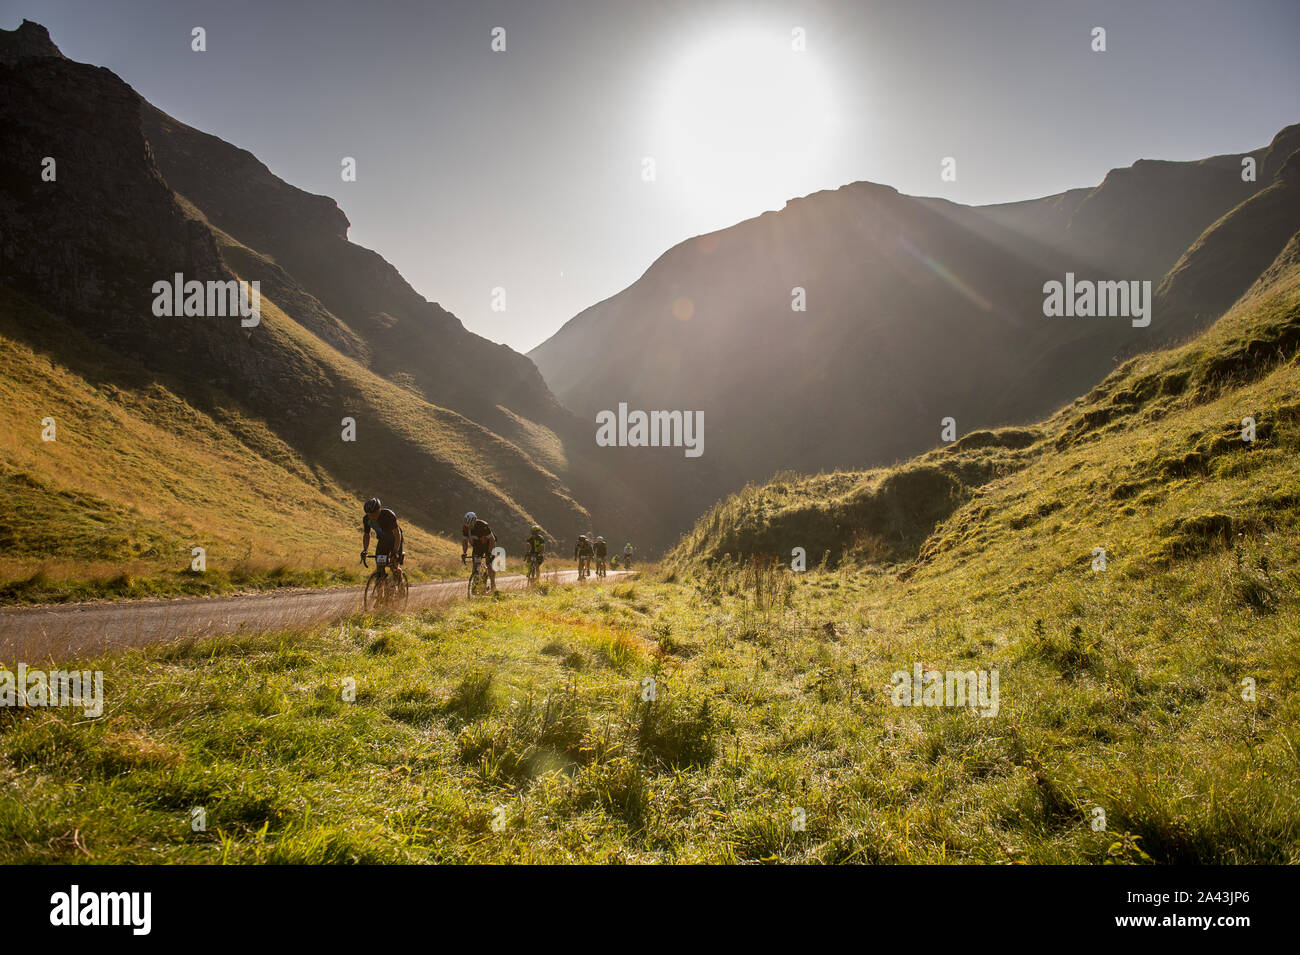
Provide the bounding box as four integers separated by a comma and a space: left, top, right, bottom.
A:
524, 524, 546, 579
623, 542, 634, 570
574, 533, 594, 578
361, 498, 403, 575
462, 511, 498, 590
594, 535, 608, 576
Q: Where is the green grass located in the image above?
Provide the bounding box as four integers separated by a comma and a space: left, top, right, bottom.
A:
2, 559, 1296, 863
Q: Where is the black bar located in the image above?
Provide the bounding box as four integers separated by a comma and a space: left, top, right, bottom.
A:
3, 864, 1280, 942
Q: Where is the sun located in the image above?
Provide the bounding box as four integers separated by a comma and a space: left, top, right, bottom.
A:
655, 24, 839, 221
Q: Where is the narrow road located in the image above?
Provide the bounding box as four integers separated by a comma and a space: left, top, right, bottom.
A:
0, 568, 630, 663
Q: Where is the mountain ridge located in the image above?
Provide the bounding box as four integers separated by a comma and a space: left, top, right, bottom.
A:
0, 20, 602, 589
669, 220, 1300, 572
533, 123, 1298, 547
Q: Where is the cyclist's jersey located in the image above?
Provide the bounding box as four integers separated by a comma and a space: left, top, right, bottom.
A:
594, 541, 607, 558
575, 538, 594, 558
364, 509, 401, 555
465, 518, 495, 555
362, 508, 399, 536
525, 535, 545, 557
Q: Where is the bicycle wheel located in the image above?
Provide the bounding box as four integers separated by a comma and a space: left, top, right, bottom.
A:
392, 571, 409, 610
363, 572, 381, 611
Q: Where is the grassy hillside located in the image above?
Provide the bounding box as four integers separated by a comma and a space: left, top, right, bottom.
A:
673, 220, 1300, 574
910, 244, 1300, 598
0, 24, 600, 598
3, 242, 1297, 864
0, 284, 463, 602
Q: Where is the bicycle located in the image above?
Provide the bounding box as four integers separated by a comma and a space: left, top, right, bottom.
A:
577, 555, 591, 579
362, 552, 409, 612
526, 553, 543, 586
466, 552, 496, 597
596, 556, 607, 578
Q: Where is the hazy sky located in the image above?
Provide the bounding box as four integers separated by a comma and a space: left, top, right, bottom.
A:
5, 0, 1297, 351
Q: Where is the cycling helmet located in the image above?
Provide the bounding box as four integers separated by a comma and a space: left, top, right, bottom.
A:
464, 511, 477, 524
596, 536, 604, 542
531, 525, 541, 533
364, 498, 381, 514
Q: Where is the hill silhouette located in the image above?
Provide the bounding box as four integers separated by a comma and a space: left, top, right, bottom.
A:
534, 124, 1299, 546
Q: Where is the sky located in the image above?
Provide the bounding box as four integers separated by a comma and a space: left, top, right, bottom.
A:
4, 0, 1298, 352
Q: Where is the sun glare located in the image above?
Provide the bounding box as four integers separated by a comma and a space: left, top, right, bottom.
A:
656, 25, 839, 222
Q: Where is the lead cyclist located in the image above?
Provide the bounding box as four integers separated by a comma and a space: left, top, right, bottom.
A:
461, 511, 498, 591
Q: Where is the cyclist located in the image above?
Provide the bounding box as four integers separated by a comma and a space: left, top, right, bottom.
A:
524, 525, 546, 579
574, 533, 594, 578
462, 511, 498, 591
594, 535, 608, 576
361, 498, 403, 576
623, 541, 634, 570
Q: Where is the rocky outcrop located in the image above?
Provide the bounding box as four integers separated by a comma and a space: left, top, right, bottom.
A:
0, 19, 63, 61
